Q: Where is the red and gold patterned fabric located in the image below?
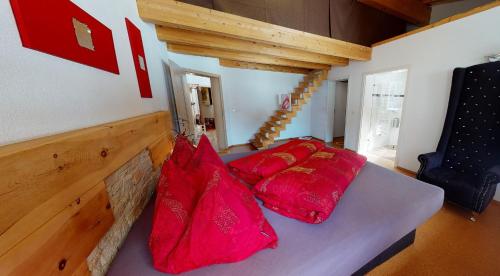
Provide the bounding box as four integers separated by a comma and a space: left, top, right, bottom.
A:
150, 135, 278, 274
228, 139, 325, 184
253, 147, 367, 224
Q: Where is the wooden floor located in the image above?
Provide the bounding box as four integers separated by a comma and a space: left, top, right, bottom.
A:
222, 138, 500, 275
370, 201, 500, 276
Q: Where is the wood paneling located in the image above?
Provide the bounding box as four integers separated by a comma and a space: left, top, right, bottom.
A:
148, 132, 174, 169
219, 59, 311, 74
0, 182, 113, 275
167, 43, 331, 69
137, 0, 372, 60
266, 0, 305, 31
304, 0, 330, 37
185, 0, 330, 37
182, 0, 214, 8
358, 0, 431, 25
213, 0, 267, 22
330, 0, 407, 46
72, 261, 91, 276
373, 1, 500, 46
420, 0, 463, 5
0, 112, 172, 266
156, 26, 348, 66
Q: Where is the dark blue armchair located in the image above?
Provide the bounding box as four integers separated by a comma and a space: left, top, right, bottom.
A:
417, 61, 500, 213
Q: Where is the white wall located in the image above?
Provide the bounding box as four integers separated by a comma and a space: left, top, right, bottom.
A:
167, 52, 310, 146
186, 74, 211, 87
330, 7, 500, 201
0, 0, 170, 146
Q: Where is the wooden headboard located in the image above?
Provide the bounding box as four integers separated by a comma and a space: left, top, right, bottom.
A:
0, 111, 173, 275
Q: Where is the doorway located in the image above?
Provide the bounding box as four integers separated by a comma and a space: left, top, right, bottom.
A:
359, 69, 408, 169
167, 60, 228, 152
332, 80, 348, 149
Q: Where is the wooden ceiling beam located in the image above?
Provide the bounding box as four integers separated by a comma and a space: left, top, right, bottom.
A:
156, 26, 349, 66
219, 59, 312, 75
167, 43, 331, 70
358, 0, 431, 25
137, 0, 371, 61
420, 0, 463, 5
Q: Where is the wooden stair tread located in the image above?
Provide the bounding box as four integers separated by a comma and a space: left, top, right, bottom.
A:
251, 69, 329, 149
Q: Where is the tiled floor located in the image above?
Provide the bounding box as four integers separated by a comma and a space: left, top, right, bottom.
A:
365, 146, 397, 170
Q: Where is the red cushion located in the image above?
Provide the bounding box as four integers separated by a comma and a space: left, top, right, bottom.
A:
150, 135, 278, 274
153, 135, 196, 212
253, 147, 367, 224
170, 135, 196, 168
228, 139, 325, 184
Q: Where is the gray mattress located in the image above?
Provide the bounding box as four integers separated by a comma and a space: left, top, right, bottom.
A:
107, 152, 444, 276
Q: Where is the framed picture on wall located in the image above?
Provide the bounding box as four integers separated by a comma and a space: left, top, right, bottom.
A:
279, 93, 291, 111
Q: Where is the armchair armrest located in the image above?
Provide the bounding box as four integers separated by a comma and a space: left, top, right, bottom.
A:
418, 152, 444, 171
482, 165, 500, 187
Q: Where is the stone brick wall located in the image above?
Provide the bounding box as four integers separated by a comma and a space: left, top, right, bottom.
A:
87, 150, 160, 276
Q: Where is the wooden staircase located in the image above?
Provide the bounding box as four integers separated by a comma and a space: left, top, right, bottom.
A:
251, 69, 330, 149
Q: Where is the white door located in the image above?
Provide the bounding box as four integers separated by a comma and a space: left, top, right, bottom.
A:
169, 61, 196, 141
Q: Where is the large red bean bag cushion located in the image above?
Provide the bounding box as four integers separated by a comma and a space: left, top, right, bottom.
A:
150, 135, 278, 274
169, 134, 196, 168
253, 147, 367, 224
228, 139, 325, 184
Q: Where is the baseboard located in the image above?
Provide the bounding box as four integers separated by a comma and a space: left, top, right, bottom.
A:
396, 166, 417, 177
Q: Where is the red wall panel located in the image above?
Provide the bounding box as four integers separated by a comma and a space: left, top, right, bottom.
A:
125, 18, 153, 98
9, 0, 119, 74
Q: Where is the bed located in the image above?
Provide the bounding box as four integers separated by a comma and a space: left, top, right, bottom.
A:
107, 151, 444, 276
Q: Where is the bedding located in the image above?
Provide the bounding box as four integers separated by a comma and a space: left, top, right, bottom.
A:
254, 148, 367, 223
149, 136, 278, 274
228, 139, 324, 184
108, 151, 444, 276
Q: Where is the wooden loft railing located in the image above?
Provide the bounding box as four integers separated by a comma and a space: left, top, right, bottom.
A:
137, 0, 372, 74
167, 43, 331, 70
156, 27, 349, 66
219, 59, 312, 75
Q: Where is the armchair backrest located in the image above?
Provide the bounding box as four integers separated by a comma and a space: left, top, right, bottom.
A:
438, 61, 500, 177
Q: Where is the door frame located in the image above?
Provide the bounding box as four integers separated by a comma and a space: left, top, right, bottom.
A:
358, 66, 411, 167
168, 60, 196, 140
183, 68, 229, 151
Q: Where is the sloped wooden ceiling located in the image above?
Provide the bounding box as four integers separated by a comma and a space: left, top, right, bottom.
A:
358, 0, 431, 25
331, 0, 407, 46
137, 0, 373, 74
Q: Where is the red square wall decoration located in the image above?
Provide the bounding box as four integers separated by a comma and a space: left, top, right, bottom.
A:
125, 18, 153, 98
9, 0, 119, 74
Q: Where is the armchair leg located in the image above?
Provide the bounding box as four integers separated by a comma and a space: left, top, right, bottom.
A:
469, 211, 479, 222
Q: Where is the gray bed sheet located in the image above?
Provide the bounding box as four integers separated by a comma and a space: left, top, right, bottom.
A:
107, 151, 444, 276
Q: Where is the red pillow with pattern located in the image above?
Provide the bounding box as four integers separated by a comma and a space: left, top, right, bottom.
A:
228, 139, 325, 184
170, 135, 196, 168
149, 135, 278, 274
154, 135, 195, 211
253, 147, 366, 224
